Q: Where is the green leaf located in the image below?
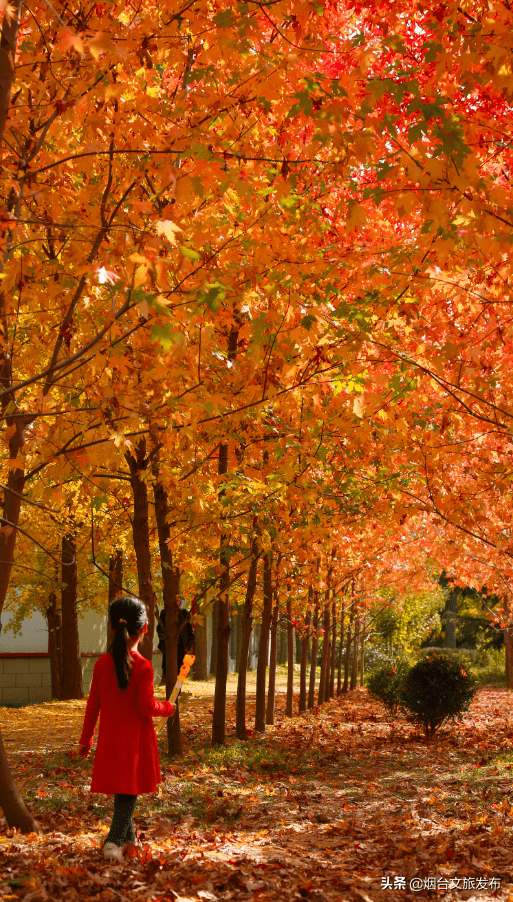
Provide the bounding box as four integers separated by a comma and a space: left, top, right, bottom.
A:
198, 281, 226, 311
301, 314, 317, 330
91, 495, 108, 511
151, 323, 175, 350
280, 195, 298, 211
180, 245, 202, 261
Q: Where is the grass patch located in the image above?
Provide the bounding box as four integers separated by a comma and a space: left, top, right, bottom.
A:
474, 665, 506, 686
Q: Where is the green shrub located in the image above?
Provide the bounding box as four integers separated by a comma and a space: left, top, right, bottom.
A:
401, 652, 477, 738
366, 657, 409, 714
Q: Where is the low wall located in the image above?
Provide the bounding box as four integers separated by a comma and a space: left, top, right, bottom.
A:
0, 652, 164, 706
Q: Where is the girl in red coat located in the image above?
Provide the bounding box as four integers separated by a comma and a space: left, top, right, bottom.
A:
79, 596, 175, 862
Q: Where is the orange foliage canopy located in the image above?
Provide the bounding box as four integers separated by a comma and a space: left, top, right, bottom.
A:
0, 0, 512, 622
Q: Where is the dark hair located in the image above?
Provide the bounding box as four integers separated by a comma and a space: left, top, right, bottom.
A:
109, 596, 147, 690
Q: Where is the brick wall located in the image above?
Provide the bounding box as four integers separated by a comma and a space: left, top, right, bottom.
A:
0, 656, 52, 705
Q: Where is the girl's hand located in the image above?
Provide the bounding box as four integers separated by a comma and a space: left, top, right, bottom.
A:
168, 703, 176, 716
79, 744, 91, 758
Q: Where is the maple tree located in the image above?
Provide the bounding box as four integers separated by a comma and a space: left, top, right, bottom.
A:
0, 0, 513, 837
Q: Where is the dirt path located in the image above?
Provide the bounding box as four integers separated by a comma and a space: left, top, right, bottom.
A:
0, 685, 512, 900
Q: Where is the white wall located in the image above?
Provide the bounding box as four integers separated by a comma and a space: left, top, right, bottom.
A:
0, 607, 162, 657
0, 609, 48, 654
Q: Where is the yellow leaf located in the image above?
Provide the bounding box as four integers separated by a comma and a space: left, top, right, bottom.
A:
134, 264, 149, 287
129, 252, 150, 264
353, 396, 364, 418
156, 220, 183, 244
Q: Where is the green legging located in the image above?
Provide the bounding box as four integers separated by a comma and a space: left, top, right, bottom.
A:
105, 794, 137, 846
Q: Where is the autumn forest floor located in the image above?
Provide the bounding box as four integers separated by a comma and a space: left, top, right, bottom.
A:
0, 677, 513, 901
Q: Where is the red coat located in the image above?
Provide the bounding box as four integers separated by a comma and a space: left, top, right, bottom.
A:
79, 650, 173, 795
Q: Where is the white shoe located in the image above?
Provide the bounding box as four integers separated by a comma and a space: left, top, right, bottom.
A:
104, 841, 124, 862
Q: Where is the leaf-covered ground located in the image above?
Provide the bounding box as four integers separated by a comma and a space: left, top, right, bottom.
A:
0, 683, 513, 901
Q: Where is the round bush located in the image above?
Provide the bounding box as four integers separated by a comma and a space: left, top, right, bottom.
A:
401, 653, 477, 738
366, 657, 409, 715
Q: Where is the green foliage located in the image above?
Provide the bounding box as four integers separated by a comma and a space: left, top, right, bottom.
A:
368, 584, 444, 661
375, 608, 400, 643
366, 656, 409, 714
422, 582, 504, 654
401, 653, 477, 739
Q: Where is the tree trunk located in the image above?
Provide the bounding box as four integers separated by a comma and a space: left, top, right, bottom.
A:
266, 589, 279, 725
286, 595, 294, 717
505, 624, 513, 690
506, 627, 511, 689
46, 591, 62, 700
0, 0, 22, 150
350, 617, 360, 690
299, 609, 311, 713
296, 629, 302, 664
234, 602, 243, 672
0, 734, 39, 833
126, 438, 155, 662
255, 550, 273, 733
329, 599, 337, 699
337, 603, 345, 695
318, 600, 330, 706
359, 618, 365, 687
210, 319, 238, 689
212, 438, 231, 746
193, 604, 208, 680
236, 535, 259, 739
248, 627, 256, 673
342, 607, 354, 694
308, 595, 319, 708
61, 531, 83, 700
107, 547, 123, 653
165, 566, 182, 756
278, 628, 287, 665
108, 548, 123, 603
0, 2, 47, 832
152, 468, 182, 755
209, 599, 218, 676
324, 639, 331, 702
0, 418, 25, 624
